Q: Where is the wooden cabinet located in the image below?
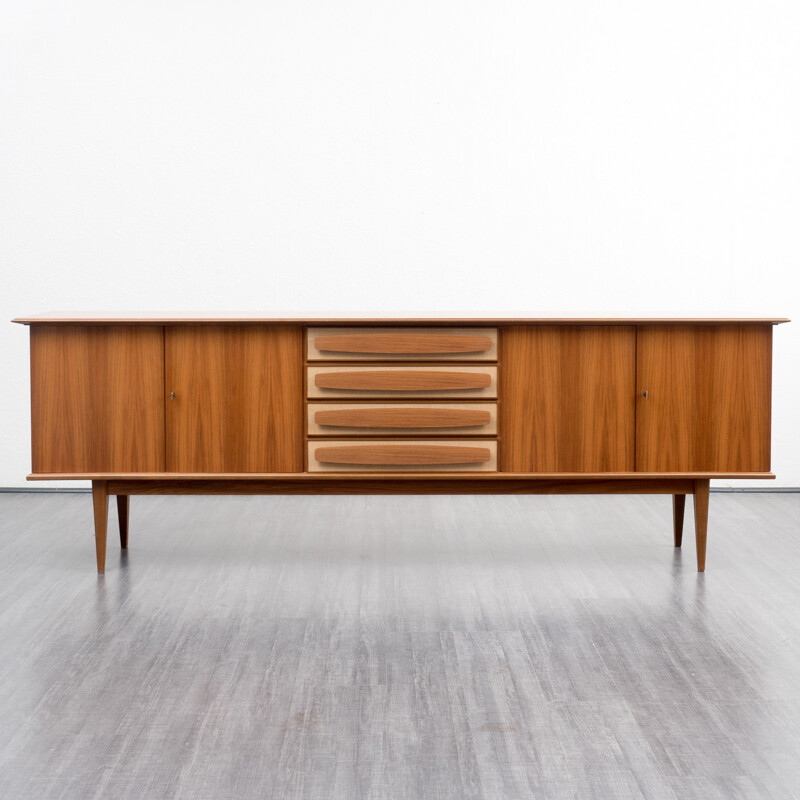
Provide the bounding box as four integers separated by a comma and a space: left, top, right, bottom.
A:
165, 326, 303, 473
14, 314, 787, 574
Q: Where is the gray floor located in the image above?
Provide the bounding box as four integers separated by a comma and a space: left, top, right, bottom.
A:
1, 492, 800, 800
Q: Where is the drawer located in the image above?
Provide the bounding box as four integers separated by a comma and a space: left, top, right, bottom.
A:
307, 327, 498, 361
307, 402, 497, 435
308, 439, 497, 472
307, 366, 497, 398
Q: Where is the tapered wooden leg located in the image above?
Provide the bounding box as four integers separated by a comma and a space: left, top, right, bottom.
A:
117, 495, 130, 549
92, 480, 109, 575
672, 494, 686, 547
693, 479, 710, 572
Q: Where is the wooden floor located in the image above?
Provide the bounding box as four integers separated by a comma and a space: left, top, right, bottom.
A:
1, 492, 799, 800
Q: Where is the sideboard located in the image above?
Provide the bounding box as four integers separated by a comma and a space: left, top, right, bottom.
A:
13, 314, 788, 574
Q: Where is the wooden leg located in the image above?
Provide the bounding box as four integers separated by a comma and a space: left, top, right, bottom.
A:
92, 480, 109, 575
672, 494, 686, 547
693, 479, 710, 572
117, 495, 130, 549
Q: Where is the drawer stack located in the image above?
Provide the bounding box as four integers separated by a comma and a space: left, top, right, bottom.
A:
305, 327, 498, 472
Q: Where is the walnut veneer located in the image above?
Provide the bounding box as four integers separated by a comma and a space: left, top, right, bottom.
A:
13, 315, 788, 575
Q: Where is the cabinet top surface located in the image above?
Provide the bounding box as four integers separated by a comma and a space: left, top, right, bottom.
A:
11, 312, 791, 325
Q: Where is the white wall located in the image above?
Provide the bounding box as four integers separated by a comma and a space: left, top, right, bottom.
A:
1, 1, 798, 488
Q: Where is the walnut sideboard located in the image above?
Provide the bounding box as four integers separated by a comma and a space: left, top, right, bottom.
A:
13, 314, 789, 574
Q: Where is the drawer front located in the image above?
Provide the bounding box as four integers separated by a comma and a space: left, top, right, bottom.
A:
308, 439, 498, 472
308, 403, 497, 435
308, 327, 498, 361
307, 366, 497, 398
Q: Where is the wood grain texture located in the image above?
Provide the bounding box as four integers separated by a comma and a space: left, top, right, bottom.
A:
672, 494, 686, 548
30, 325, 165, 473
13, 313, 790, 324
165, 326, 303, 473
315, 370, 490, 391
636, 325, 773, 472
308, 440, 498, 472
105, 477, 698, 494
309, 327, 497, 360
315, 332, 492, 354
314, 444, 492, 466
28, 471, 775, 481
309, 366, 497, 398
91, 480, 108, 574
500, 326, 636, 472
117, 495, 129, 549
694, 479, 710, 572
309, 403, 495, 434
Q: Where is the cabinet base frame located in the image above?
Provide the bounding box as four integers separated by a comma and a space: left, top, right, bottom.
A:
90, 477, 712, 575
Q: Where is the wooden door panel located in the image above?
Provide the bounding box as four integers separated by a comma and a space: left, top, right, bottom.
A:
636, 325, 772, 472
166, 326, 303, 472
500, 326, 635, 472
31, 325, 165, 473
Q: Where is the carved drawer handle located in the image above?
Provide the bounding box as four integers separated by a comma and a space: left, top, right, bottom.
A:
314, 444, 491, 466
314, 408, 491, 429
314, 371, 492, 392
314, 333, 492, 355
